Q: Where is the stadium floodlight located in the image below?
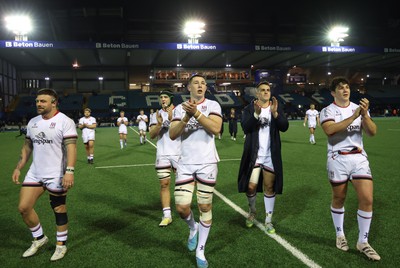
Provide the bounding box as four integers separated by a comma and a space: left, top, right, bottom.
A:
184, 20, 205, 44
328, 26, 349, 47
5, 15, 32, 41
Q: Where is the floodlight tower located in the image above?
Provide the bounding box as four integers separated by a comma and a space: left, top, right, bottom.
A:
184, 21, 205, 44
328, 26, 349, 47
5, 15, 32, 41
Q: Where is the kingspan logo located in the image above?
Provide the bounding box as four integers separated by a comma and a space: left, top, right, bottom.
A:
32, 132, 54, 145
347, 125, 360, 132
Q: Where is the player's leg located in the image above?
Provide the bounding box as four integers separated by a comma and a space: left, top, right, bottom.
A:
175, 182, 197, 250
88, 140, 94, 163
84, 142, 90, 163
331, 181, 349, 251
194, 164, 217, 268
157, 166, 173, 226
246, 166, 261, 227
195, 182, 214, 267
352, 178, 380, 260
49, 193, 69, 261
123, 133, 127, 147
18, 185, 48, 257
262, 169, 276, 233
119, 133, 124, 148
310, 127, 316, 144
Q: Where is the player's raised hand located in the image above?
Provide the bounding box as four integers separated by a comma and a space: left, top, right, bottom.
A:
270, 96, 278, 113
353, 106, 362, 119
156, 110, 163, 124
182, 99, 197, 117
359, 98, 370, 116
165, 106, 174, 121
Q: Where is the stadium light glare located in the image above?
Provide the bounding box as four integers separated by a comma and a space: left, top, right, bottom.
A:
5, 15, 32, 41
184, 20, 205, 44
328, 26, 349, 46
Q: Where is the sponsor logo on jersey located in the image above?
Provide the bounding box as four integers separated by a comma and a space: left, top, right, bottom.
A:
347, 124, 360, 132
32, 132, 54, 145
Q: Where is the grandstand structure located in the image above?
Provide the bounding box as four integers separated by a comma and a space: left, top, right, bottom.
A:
1, 1, 400, 125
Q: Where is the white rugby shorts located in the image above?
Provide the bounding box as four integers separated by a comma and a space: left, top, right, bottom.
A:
327, 153, 372, 183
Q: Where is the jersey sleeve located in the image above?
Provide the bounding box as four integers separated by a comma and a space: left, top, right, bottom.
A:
209, 100, 222, 117
172, 104, 183, 121
320, 106, 334, 124
63, 117, 78, 139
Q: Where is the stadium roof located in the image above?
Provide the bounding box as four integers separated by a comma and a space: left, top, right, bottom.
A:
0, 0, 399, 75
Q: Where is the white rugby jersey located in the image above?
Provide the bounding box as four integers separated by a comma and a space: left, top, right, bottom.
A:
150, 109, 181, 156
172, 98, 222, 164
26, 111, 78, 178
117, 117, 128, 132
305, 109, 319, 127
149, 112, 157, 125
258, 106, 272, 157
320, 102, 367, 157
78, 116, 96, 137
137, 114, 148, 129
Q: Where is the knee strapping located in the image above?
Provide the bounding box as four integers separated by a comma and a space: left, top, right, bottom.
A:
54, 212, 68, 226
174, 184, 194, 205
200, 210, 212, 222
49, 194, 66, 209
196, 183, 214, 205
249, 166, 261, 184
157, 168, 171, 180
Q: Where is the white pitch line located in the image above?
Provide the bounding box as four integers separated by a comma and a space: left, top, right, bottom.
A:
99, 126, 321, 267
130, 126, 157, 147
96, 163, 154, 169
214, 189, 321, 268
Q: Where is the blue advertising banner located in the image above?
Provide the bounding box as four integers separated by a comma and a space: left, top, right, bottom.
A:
1, 40, 398, 54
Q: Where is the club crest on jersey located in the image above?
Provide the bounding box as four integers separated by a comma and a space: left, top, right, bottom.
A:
201, 105, 207, 112
50, 122, 56, 129
32, 123, 38, 128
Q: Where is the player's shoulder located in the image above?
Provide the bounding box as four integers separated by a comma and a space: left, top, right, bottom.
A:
27, 115, 42, 125
205, 98, 222, 109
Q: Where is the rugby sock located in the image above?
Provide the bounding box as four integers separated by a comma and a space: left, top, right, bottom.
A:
29, 223, 44, 239
56, 230, 68, 245
331, 206, 345, 237
120, 139, 123, 148
184, 211, 196, 234
163, 207, 171, 218
89, 154, 94, 160
264, 193, 276, 223
246, 192, 257, 213
140, 136, 143, 144
196, 220, 211, 261
311, 134, 315, 142
357, 210, 372, 244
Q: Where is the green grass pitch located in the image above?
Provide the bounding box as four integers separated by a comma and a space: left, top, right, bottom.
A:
1, 118, 399, 267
